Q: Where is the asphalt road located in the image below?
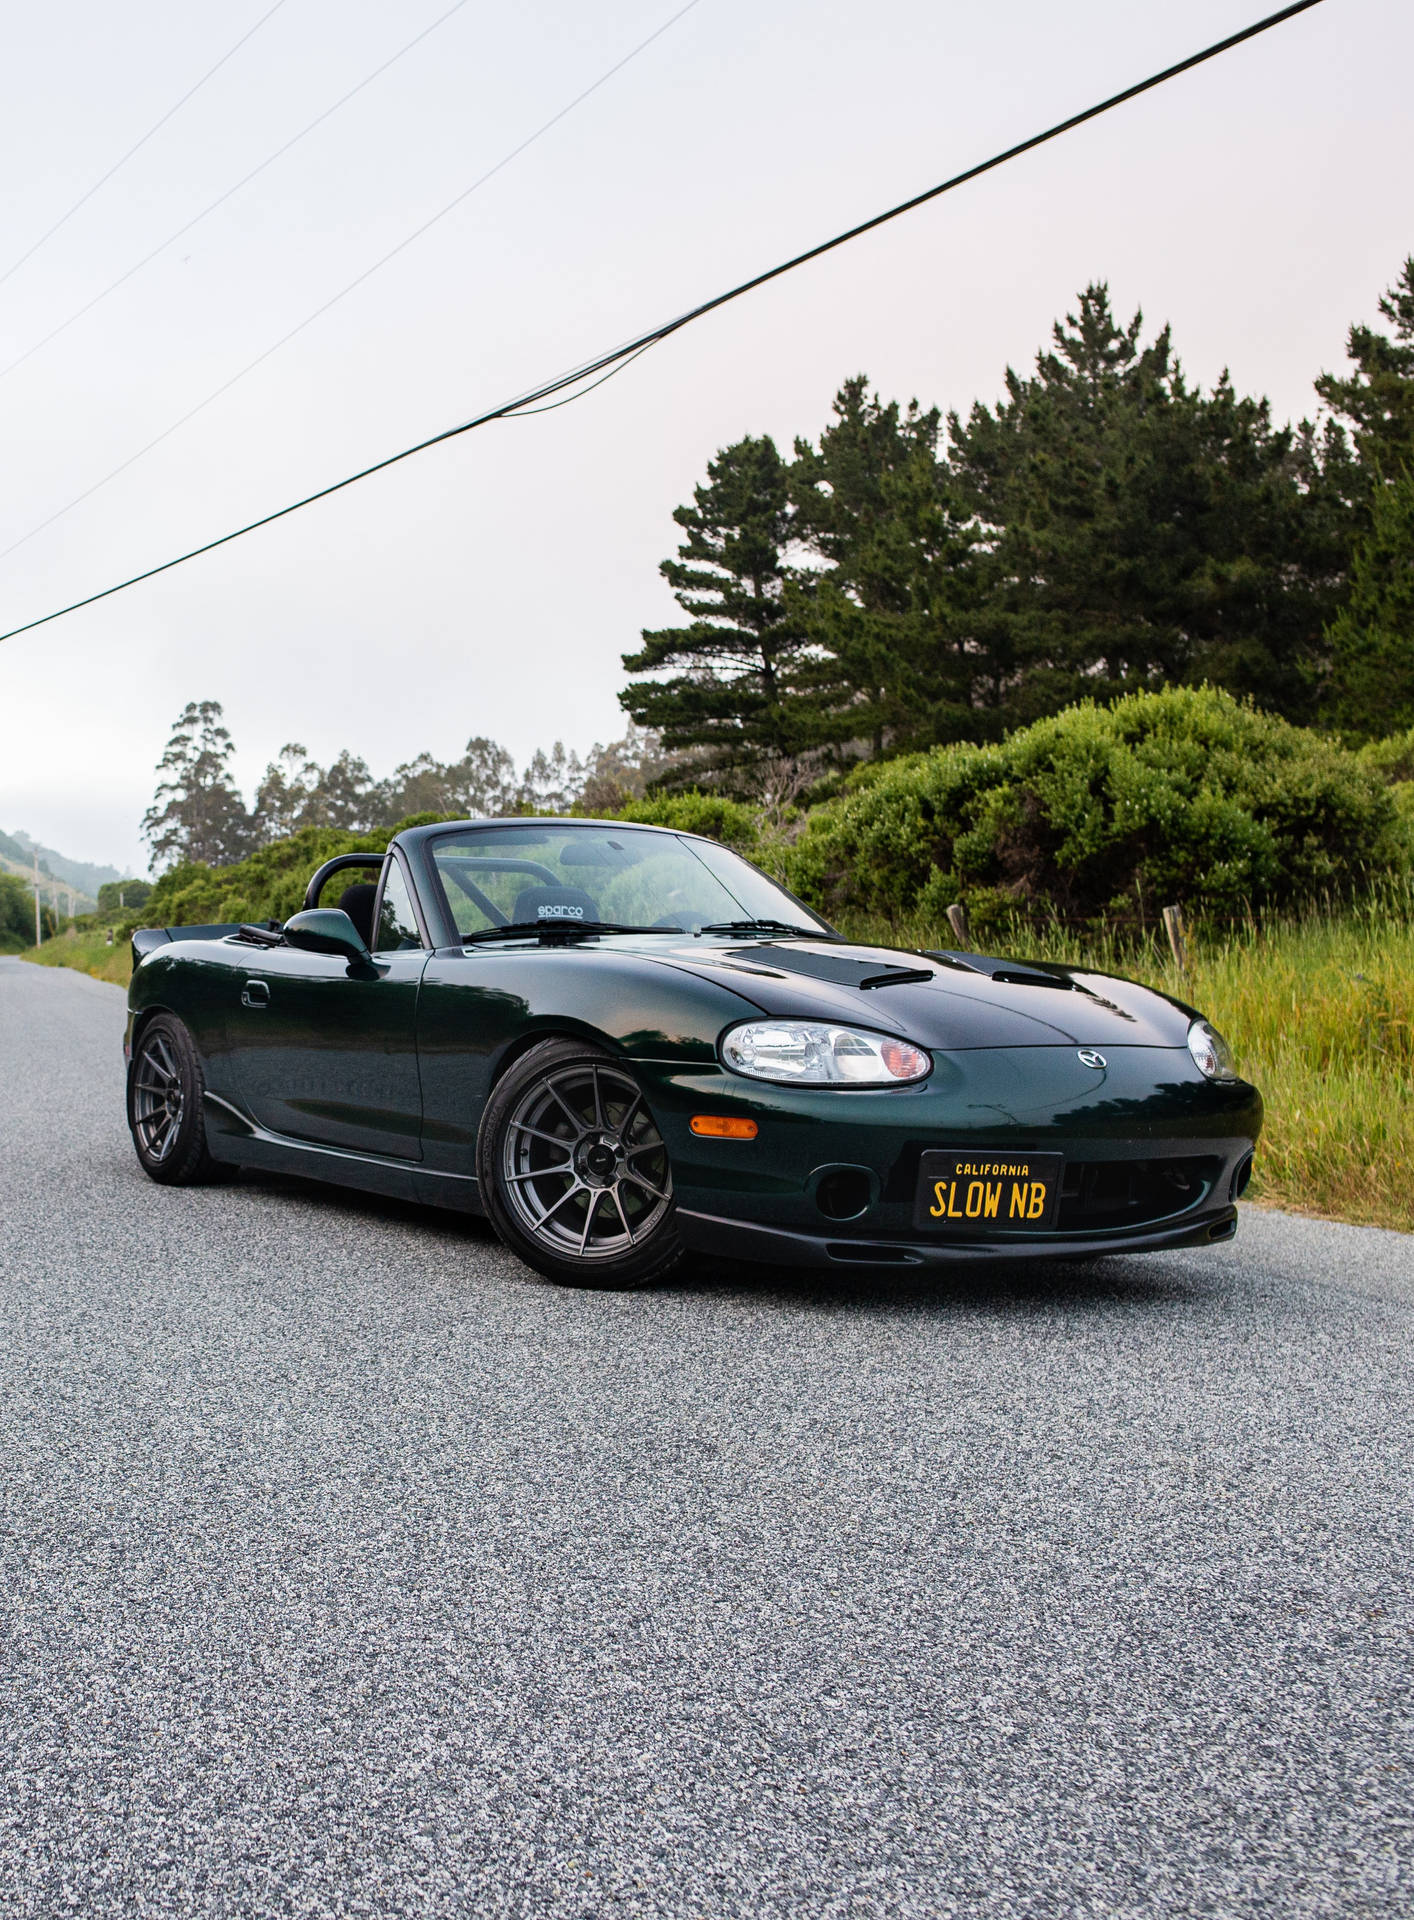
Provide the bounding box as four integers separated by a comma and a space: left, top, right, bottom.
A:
1, 957, 1411, 1919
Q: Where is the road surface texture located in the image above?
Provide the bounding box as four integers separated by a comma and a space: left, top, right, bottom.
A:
0, 956, 1410, 1919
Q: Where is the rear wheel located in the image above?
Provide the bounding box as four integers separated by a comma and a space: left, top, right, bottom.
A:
127, 1013, 230, 1185
479, 1039, 683, 1289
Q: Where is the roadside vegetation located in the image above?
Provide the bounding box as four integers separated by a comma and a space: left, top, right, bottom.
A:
20, 927, 132, 987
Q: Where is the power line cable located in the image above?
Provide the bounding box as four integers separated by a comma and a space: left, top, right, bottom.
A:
0, 0, 706, 565
0, 0, 474, 386
0, 1, 290, 290
0, 0, 1325, 648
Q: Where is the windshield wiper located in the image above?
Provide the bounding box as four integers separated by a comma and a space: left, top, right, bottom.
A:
696, 917, 828, 939
462, 920, 681, 946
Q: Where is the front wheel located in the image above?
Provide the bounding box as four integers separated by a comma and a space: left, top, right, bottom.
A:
127, 1013, 230, 1185
478, 1039, 684, 1289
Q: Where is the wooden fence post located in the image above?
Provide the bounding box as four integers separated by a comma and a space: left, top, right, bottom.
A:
1162, 903, 1189, 974
946, 902, 972, 948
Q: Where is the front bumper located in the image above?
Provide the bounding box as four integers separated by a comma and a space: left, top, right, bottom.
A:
633, 1043, 1261, 1269
677, 1201, 1240, 1268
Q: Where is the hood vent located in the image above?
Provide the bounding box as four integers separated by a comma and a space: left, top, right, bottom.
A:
926, 950, 1080, 993
725, 945, 937, 992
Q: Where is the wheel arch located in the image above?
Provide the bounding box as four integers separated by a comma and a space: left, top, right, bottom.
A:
476, 1020, 622, 1153
127, 999, 176, 1067
487, 1018, 617, 1087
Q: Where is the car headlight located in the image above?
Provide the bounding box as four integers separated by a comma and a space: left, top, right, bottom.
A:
720, 1020, 932, 1086
1187, 1018, 1238, 1081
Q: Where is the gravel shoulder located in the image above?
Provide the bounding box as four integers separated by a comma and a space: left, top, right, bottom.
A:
1, 958, 1410, 1919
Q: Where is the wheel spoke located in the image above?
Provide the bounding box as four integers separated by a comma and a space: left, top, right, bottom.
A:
537, 1182, 586, 1226
578, 1189, 604, 1254
609, 1183, 636, 1244
545, 1078, 590, 1136
134, 1075, 170, 1095
590, 1066, 604, 1131
623, 1169, 669, 1203
509, 1120, 576, 1149
506, 1162, 572, 1183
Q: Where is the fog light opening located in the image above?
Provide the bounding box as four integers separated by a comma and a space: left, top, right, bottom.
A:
1231, 1152, 1254, 1200
815, 1167, 874, 1221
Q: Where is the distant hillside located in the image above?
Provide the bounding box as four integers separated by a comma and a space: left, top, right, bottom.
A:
0, 853, 98, 914
2, 829, 127, 896
0, 826, 45, 873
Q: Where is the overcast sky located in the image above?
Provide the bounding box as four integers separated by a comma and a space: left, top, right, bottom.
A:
0, 0, 1408, 875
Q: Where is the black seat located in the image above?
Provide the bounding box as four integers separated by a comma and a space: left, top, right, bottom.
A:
512, 885, 600, 927
338, 882, 378, 946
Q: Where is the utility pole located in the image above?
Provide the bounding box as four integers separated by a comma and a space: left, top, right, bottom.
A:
32, 851, 41, 946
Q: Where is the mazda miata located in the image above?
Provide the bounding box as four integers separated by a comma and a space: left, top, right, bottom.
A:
125, 817, 1262, 1287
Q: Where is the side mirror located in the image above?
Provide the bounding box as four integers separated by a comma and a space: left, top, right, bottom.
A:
283, 907, 372, 965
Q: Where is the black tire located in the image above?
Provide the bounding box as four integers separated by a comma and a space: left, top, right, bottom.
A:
478, 1038, 684, 1289
127, 1013, 231, 1186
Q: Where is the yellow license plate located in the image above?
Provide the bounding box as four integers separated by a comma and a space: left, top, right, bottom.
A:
915, 1151, 1064, 1232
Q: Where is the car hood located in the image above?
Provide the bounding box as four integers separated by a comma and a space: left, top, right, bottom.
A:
652, 939, 1194, 1050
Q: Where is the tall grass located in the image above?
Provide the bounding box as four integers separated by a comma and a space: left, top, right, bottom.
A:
20, 927, 132, 987
838, 883, 1414, 1233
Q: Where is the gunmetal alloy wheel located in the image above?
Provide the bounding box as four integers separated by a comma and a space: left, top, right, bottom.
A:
480, 1040, 683, 1288
131, 1026, 185, 1165
127, 1013, 228, 1186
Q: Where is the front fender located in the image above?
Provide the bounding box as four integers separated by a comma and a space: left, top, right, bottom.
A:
414, 947, 767, 1171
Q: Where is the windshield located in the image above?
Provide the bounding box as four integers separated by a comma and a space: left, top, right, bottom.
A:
427, 824, 833, 941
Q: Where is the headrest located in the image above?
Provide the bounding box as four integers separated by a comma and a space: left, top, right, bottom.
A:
512, 885, 600, 927
337, 881, 378, 945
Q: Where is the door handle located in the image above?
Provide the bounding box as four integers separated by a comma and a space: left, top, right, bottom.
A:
241, 979, 270, 1009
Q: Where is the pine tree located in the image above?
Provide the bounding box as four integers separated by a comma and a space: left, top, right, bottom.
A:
790, 381, 981, 757
1315, 258, 1414, 482
1324, 465, 1414, 740
142, 701, 253, 870
946, 284, 1340, 723
620, 436, 817, 782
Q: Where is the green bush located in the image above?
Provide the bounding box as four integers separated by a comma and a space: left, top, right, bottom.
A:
609, 791, 761, 853
142, 814, 453, 928
786, 687, 1408, 928
0, 871, 35, 950
1358, 726, 1414, 785
139, 800, 763, 932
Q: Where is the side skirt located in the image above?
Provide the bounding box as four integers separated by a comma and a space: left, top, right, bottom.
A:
203, 1092, 484, 1214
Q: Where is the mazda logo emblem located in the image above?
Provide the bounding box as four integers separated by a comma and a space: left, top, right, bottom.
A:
1077, 1049, 1107, 1070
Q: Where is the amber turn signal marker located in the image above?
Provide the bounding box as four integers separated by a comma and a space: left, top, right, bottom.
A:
690, 1115, 759, 1140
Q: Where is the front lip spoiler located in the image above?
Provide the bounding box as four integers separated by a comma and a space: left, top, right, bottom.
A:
676, 1205, 1240, 1269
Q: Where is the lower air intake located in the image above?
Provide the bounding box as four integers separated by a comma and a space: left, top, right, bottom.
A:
1057, 1157, 1220, 1231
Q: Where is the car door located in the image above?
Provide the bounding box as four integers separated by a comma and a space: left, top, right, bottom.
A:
229, 854, 428, 1159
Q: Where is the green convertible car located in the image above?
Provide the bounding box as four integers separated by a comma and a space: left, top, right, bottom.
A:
124, 817, 1261, 1288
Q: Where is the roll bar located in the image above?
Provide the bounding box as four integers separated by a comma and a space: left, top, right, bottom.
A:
302, 850, 386, 911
